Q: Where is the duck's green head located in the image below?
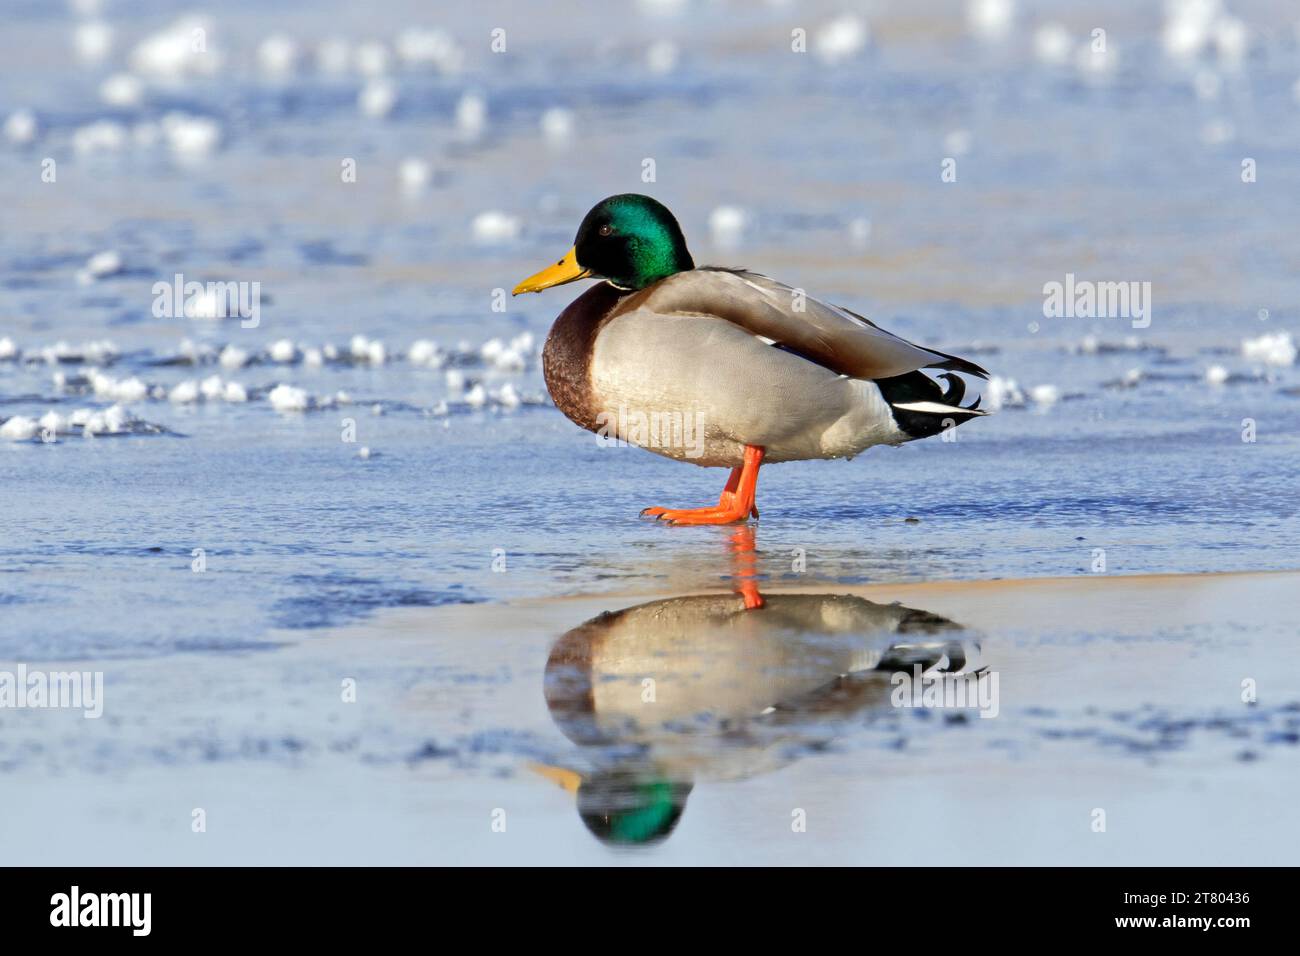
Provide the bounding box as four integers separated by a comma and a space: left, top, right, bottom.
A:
576, 774, 691, 846
531, 762, 692, 846
512, 194, 694, 295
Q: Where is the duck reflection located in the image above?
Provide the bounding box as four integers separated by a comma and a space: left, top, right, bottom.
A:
535, 528, 982, 846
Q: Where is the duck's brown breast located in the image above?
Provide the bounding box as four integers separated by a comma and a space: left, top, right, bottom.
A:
541, 282, 628, 433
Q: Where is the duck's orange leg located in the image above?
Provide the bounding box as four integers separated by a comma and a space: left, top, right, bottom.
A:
641, 464, 739, 520
640, 446, 765, 526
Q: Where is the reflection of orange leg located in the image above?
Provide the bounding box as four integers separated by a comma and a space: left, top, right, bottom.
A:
736, 578, 765, 609
729, 526, 764, 608
640, 446, 765, 526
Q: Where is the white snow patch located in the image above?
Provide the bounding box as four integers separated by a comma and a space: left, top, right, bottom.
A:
400, 157, 432, 191
131, 17, 221, 79
75, 21, 113, 64
79, 250, 123, 283
408, 339, 442, 367
39, 410, 67, 435
349, 334, 386, 364
1204, 364, 1229, 385
708, 206, 749, 248
0, 416, 40, 441
219, 345, 250, 369
359, 79, 397, 118
90, 370, 149, 402
168, 380, 200, 404
1241, 331, 1296, 367
200, 374, 225, 400
258, 34, 300, 76
540, 108, 574, 147
471, 210, 520, 245
100, 73, 144, 107
968, 0, 1015, 40
1034, 24, 1072, 64
493, 383, 521, 409
396, 29, 463, 73
162, 112, 221, 157
1029, 384, 1060, 406
73, 120, 128, 153
5, 109, 38, 144
986, 376, 1025, 411
268, 384, 310, 411
456, 92, 487, 139
814, 15, 869, 64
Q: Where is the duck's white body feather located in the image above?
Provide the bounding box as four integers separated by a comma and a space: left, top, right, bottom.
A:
590, 310, 906, 467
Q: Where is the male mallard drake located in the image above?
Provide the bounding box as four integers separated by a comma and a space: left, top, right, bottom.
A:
513, 194, 988, 525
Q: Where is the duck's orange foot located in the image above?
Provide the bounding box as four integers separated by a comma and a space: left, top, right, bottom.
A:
641, 496, 744, 523
649, 504, 751, 526
639, 446, 765, 526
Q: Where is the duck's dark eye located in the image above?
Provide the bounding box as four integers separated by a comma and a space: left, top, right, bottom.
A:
598, 224, 613, 237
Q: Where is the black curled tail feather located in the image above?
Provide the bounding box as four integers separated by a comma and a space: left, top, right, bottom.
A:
875, 370, 987, 439
937, 373, 965, 405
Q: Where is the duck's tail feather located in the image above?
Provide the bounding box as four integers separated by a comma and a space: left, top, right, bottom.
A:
874, 369, 988, 439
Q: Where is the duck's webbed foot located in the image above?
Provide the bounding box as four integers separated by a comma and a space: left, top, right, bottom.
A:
639, 446, 765, 526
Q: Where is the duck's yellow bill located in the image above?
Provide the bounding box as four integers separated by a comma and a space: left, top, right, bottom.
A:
512, 246, 591, 295
529, 762, 583, 795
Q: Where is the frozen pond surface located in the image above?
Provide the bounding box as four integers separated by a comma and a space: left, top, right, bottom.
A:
4, 570, 1298, 864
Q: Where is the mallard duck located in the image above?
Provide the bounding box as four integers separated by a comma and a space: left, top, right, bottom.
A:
513, 194, 988, 525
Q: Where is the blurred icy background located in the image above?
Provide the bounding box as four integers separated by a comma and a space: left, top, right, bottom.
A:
2, 0, 1299, 658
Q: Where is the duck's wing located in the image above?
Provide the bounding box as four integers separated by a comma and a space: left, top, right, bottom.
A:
623, 268, 988, 381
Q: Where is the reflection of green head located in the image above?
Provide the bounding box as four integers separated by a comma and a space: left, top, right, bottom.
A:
577, 775, 693, 846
